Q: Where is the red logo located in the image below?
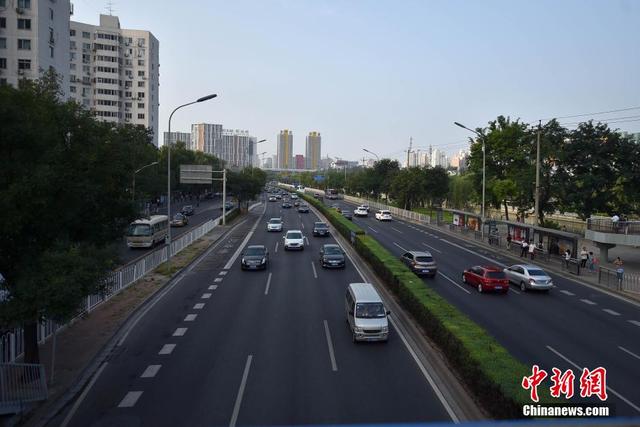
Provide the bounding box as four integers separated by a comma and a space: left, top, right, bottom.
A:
522, 365, 608, 402
550, 368, 575, 399
522, 365, 548, 402
579, 367, 608, 401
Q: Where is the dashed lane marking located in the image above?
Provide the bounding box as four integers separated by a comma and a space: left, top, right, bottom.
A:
118, 391, 143, 408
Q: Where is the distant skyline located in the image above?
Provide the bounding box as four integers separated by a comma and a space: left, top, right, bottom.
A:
72, 0, 640, 162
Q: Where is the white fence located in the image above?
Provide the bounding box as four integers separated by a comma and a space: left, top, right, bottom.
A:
0, 212, 230, 363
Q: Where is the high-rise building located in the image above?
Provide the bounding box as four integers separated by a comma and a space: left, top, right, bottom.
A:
263, 157, 273, 169
191, 123, 222, 153
295, 154, 305, 170
68, 15, 160, 145
163, 131, 191, 147
220, 129, 256, 169
430, 148, 449, 168
305, 131, 321, 169
0, 0, 72, 95
277, 129, 293, 169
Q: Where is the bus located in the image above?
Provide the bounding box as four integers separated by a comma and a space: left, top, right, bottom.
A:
126, 215, 169, 248
325, 188, 339, 200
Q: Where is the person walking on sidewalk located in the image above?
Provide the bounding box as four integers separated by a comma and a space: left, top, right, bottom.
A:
564, 249, 571, 269
521, 239, 529, 258
587, 251, 596, 273
528, 240, 536, 260
614, 257, 624, 286
506, 233, 512, 249
580, 246, 589, 268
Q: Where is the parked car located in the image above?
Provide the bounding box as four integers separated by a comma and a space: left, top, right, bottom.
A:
319, 244, 345, 268
298, 204, 310, 213
503, 264, 553, 292
283, 230, 305, 250
282, 201, 292, 208
240, 245, 269, 270
345, 283, 390, 342
313, 222, 330, 237
375, 210, 392, 221
170, 213, 188, 227
267, 217, 283, 232
181, 205, 195, 216
462, 266, 509, 294
342, 211, 353, 220
400, 251, 437, 277
354, 207, 368, 217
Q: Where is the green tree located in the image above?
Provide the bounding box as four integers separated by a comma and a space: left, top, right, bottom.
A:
228, 167, 266, 208
448, 173, 476, 210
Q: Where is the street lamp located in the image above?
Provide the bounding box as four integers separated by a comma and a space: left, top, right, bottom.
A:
132, 161, 159, 203
454, 121, 486, 234
362, 148, 380, 161
167, 93, 217, 262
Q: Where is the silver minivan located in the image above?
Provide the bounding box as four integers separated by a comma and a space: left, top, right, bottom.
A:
345, 283, 390, 342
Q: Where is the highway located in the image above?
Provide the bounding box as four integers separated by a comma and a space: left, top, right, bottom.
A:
332, 198, 640, 417
53, 197, 456, 426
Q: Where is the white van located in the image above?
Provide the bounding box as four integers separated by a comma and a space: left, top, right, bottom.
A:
345, 283, 390, 342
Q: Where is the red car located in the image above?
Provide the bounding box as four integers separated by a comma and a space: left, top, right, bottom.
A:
462, 266, 509, 294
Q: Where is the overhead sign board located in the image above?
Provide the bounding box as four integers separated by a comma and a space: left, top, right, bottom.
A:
180, 164, 212, 184
314, 175, 325, 183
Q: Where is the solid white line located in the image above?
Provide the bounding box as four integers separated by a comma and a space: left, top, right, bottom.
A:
311, 261, 318, 279
118, 391, 143, 408
208, 285, 216, 290
560, 290, 575, 296
323, 320, 338, 372
214, 277, 223, 283
202, 293, 212, 299
301, 222, 305, 229
304, 236, 309, 245
602, 308, 621, 316
219, 271, 228, 276
438, 272, 472, 294
619, 346, 640, 361
173, 327, 187, 337
158, 344, 176, 355
368, 226, 379, 234
264, 272, 272, 295
546, 345, 640, 413
229, 355, 253, 427
224, 222, 260, 270
60, 362, 108, 427
438, 238, 506, 267
580, 299, 596, 305
193, 303, 205, 310
275, 241, 279, 253
421, 242, 442, 254
140, 364, 161, 378
629, 320, 640, 327
393, 242, 408, 252
184, 314, 197, 322
391, 227, 403, 234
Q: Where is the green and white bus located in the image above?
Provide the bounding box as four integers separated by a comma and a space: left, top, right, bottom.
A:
126, 215, 169, 248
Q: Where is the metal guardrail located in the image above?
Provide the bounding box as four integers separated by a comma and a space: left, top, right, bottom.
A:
599, 266, 640, 293
587, 218, 640, 235
0, 363, 47, 415
0, 211, 232, 364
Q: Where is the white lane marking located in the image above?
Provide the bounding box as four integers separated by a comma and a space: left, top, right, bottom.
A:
311, 261, 318, 279
629, 320, 640, 327
184, 314, 197, 322
580, 299, 596, 305
173, 327, 188, 337
158, 344, 176, 355
602, 309, 621, 316
141, 365, 161, 378
393, 242, 408, 252
509, 287, 521, 295
323, 320, 338, 372
214, 277, 223, 283
229, 355, 253, 427
438, 272, 472, 294
560, 290, 575, 296
391, 227, 403, 234
264, 272, 272, 295
219, 271, 227, 276
368, 226, 379, 234
275, 241, 279, 253
304, 236, 310, 245
421, 242, 442, 254
60, 362, 108, 427
619, 346, 640, 361
547, 345, 640, 413
118, 391, 143, 408
202, 293, 212, 299
301, 222, 305, 229
438, 238, 506, 267
224, 219, 261, 270
193, 303, 205, 310
208, 285, 216, 290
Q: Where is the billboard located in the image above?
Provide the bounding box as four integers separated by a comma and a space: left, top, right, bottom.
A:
180, 165, 213, 184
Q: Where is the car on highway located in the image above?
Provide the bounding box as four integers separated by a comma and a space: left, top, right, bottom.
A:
354, 206, 368, 217
345, 283, 390, 342
294, 200, 300, 207
331, 205, 342, 213
313, 221, 330, 237
181, 205, 195, 216
400, 251, 437, 277
170, 213, 188, 227
126, 215, 169, 248
282, 201, 292, 208
462, 266, 509, 294
275, 194, 282, 200
268, 195, 277, 202
375, 210, 392, 221
298, 204, 310, 213
503, 264, 554, 292
291, 194, 298, 199
240, 245, 269, 270
283, 230, 305, 250
319, 244, 346, 268
267, 217, 283, 232
342, 211, 353, 220
361, 204, 370, 212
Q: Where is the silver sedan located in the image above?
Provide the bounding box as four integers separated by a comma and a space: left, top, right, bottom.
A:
503, 264, 554, 292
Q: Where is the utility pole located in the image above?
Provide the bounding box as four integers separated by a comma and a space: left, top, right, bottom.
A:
534, 120, 541, 226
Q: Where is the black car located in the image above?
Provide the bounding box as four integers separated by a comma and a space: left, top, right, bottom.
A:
220, 201, 234, 210
298, 204, 310, 213
181, 205, 195, 216
282, 201, 292, 208
319, 244, 346, 268
241, 245, 269, 270
313, 221, 330, 237
342, 211, 353, 221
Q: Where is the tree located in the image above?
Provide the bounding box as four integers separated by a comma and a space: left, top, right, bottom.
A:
0, 72, 152, 362
448, 174, 476, 210
228, 167, 266, 208
372, 159, 400, 200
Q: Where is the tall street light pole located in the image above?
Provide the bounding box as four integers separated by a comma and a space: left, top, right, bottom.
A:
132, 161, 159, 203
362, 148, 380, 161
454, 121, 486, 235
534, 120, 541, 226
167, 93, 217, 263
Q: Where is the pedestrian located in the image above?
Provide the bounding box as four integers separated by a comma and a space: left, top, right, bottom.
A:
564, 249, 571, 269
506, 233, 512, 249
587, 251, 596, 273
520, 239, 529, 258
528, 240, 536, 260
611, 214, 620, 233
614, 257, 624, 285
622, 215, 629, 234
580, 246, 588, 268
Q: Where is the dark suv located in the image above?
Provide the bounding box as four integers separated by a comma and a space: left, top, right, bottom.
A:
241, 245, 269, 270
313, 222, 330, 237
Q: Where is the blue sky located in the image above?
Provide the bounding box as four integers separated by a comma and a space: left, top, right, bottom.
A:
73, 0, 640, 161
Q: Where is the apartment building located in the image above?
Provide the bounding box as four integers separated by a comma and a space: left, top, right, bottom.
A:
0, 0, 71, 95
295, 154, 304, 170
305, 131, 321, 169
190, 124, 256, 169
163, 131, 190, 147
68, 14, 159, 145
191, 123, 222, 153
277, 129, 293, 169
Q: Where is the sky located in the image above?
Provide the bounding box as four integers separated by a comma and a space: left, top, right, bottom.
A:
72, 0, 640, 162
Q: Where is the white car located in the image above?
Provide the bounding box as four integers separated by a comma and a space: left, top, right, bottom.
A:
267, 217, 283, 232
361, 204, 370, 212
290, 194, 298, 199
354, 207, 368, 217
503, 264, 554, 292
375, 210, 392, 221
283, 230, 305, 250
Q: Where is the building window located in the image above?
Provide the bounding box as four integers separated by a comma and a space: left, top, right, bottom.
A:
82, 42, 90, 50
138, 59, 145, 66
70, 29, 76, 36
18, 59, 31, 70
70, 52, 76, 61
125, 102, 132, 108
17, 19, 31, 30
137, 70, 144, 77
49, 28, 54, 44
82, 65, 90, 73
70, 63, 76, 70
137, 81, 144, 87
0, 38, 6, 49
50, 46, 54, 58
50, 8, 53, 20
70, 86, 76, 93
82, 31, 91, 39
0, 58, 6, 69
138, 113, 145, 119
17, 0, 30, 9
0, 17, 5, 29
18, 39, 31, 50
138, 102, 144, 108
125, 91, 132, 97
0, 0, 6, 7
124, 81, 132, 88
137, 92, 145, 98
70, 40, 76, 50
125, 113, 132, 120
